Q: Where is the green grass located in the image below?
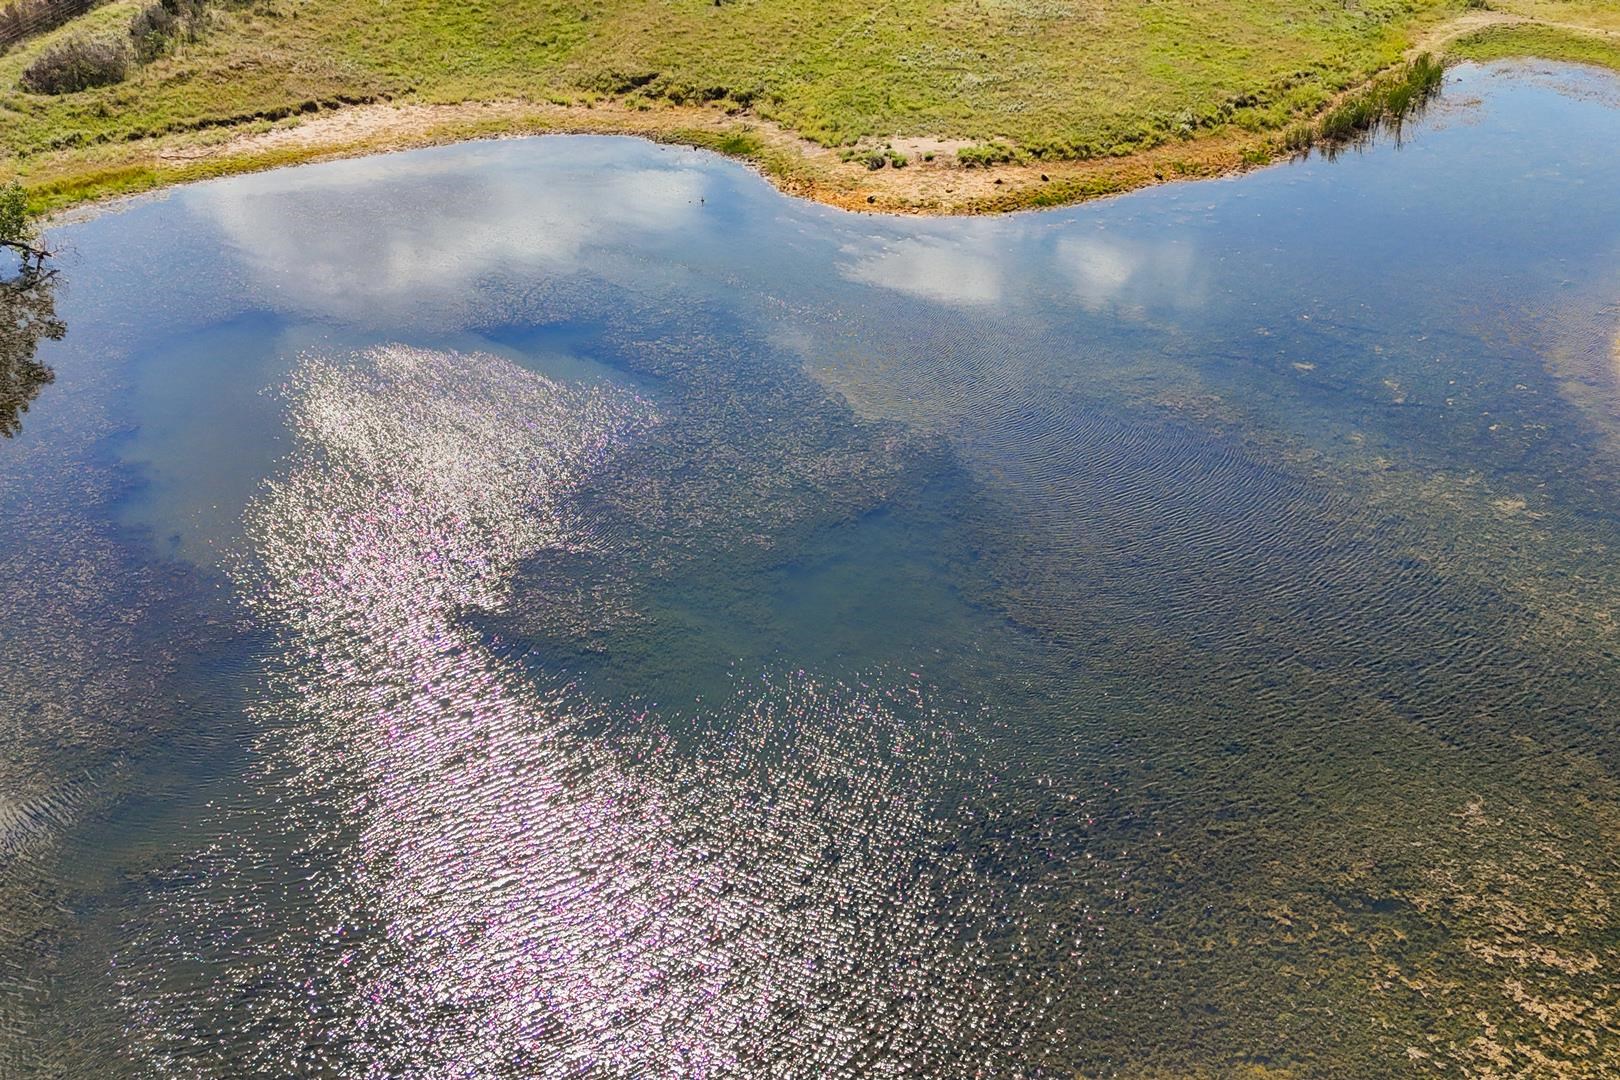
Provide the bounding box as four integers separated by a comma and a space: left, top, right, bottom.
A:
956, 140, 1020, 167
0, 0, 1451, 170
0, 0, 1617, 209
1450, 23, 1620, 72
1314, 51, 1445, 143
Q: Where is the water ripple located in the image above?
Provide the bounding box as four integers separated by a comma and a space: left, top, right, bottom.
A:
117, 346, 1035, 1077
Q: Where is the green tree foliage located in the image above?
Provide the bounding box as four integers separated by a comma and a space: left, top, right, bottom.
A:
0, 183, 32, 251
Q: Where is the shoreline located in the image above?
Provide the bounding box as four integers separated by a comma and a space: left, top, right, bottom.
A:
19, 13, 1620, 224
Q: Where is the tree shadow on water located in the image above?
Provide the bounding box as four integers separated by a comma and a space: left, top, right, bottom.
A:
0, 263, 65, 439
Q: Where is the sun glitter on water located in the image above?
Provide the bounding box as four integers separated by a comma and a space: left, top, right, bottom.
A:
112, 346, 1030, 1076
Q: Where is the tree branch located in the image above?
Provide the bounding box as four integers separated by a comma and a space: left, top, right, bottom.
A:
1, 236, 51, 263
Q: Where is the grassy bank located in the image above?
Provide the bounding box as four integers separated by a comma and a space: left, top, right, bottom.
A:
1451, 22, 1620, 71
1, 0, 1618, 214
1279, 51, 1446, 153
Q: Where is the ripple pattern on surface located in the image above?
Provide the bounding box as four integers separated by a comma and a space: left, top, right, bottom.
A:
117, 346, 1030, 1077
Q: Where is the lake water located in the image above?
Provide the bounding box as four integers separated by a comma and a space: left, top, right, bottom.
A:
4, 61, 1620, 1077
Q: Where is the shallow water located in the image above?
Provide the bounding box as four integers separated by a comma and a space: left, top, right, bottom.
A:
4, 61, 1620, 1077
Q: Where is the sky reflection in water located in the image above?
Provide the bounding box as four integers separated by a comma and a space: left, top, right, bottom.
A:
3, 61, 1620, 1077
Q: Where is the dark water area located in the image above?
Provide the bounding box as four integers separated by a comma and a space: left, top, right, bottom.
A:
3, 61, 1620, 1077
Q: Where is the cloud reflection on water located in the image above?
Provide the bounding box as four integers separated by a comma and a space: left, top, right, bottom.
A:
837, 222, 1208, 322
841, 234, 1005, 308
1053, 235, 1206, 315
192, 143, 709, 322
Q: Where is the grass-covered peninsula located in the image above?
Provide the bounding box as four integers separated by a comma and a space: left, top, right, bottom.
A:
0, 0, 1617, 214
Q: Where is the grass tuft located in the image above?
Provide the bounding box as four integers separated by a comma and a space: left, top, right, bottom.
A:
957, 141, 1019, 167
1290, 52, 1446, 154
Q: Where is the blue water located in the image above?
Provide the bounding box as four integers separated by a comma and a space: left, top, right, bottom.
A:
3, 61, 1620, 1077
